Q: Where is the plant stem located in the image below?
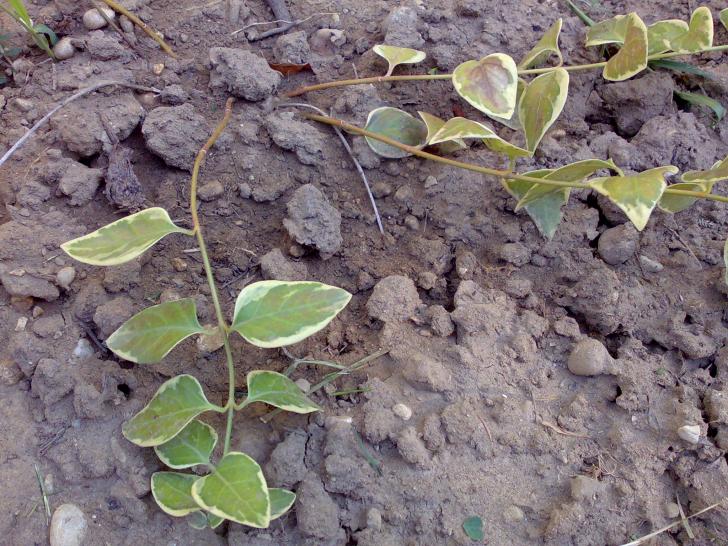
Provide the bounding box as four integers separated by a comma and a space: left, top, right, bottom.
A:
285, 45, 728, 97
303, 112, 728, 205
97, 0, 177, 58
189, 98, 236, 454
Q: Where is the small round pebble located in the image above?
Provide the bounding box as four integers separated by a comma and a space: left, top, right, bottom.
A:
639, 255, 664, 272
50, 504, 87, 546
677, 424, 700, 444
392, 403, 412, 421
55, 266, 76, 290
598, 224, 638, 265
295, 378, 311, 393
82, 8, 114, 30
567, 338, 612, 376
52, 37, 75, 60
502, 505, 524, 523
366, 507, 383, 531
197, 180, 224, 201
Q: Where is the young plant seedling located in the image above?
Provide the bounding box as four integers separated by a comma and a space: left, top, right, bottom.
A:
0, 0, 57, 59
60, 99, 352, 529
290, 8, 728, 279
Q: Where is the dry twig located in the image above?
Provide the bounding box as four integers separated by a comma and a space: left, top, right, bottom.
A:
97, 0, 177, 58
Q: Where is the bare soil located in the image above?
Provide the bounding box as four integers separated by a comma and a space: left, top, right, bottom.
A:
2, 0, 728, 544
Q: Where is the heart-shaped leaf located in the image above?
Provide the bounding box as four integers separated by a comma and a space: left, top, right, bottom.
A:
519, 67, 569, 153
231, 280, 351, 348
417, 111, 467, 153
244, 370, 320, 413
586, 14, 629, 46
191, 452, 270, 528
106, 298, 206, 364
155, 419, 218, 469
603, 13, 648, 82
658, 181, 711, 213
373, 44, 426, 76
647, 20, 689, 55
503, 169, 568, 239
671, 7, 713, 53
363, 107, 428, 158
589, 166, 677, 230
428, 117, 529, 158
61, 207, 190, 266
519, 18, 563, 69
151, 472, 201, 517
452, 53, 519, 118
683, 156, 728, 184
269, 488, 296, 520
123, 375, 217, 447
485, 78, 527, 130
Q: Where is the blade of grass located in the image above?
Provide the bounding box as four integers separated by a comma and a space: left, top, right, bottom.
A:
564, 0, 595, 26
650, 59, 716, 80
674, 90, 726, 121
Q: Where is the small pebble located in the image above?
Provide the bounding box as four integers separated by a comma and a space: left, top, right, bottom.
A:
152, 63, 165, 75
598, 224, 638, 265
639, 255, 663, 272
72, 338, 94, 360
664, 502, 680, 519
423, 175, 438, 188
32, 306, 44, 318
392, 403, 412, 421
502, 505, 524, 523
197, 180, 224, 201
50, 504, 87, 546
55, 266, 76, 290
366, 508, 383, 531
52, 37, 75, 60
677, 424, 701, 444
289, 244, 305, 258
119, 15, 134, 33
82, 7, 114, 30
294, 378, 311, 393
171, 257, 188, 272
15, 317, 28, 332
404, 215, 419, 230
567, 338, 613, 376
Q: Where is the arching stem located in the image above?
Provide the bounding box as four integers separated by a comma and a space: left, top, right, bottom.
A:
189, 98, 238, 454
302, 112, 728, 205
285, 44, 728, 97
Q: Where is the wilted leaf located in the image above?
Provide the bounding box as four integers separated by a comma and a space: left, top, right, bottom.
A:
658, 181, 711, 213
683, 156, 728, 183
586, 14, 629, 46
269, 488, 296, 520
603, 13, 648, 82
244, 370, 320, 413
191, 452, 270, 528
123, 375, 217, 447
107, 298, 206, 364
463, 515, 484, 541
486, 78, 527, 130
671, 7, 713, 53
428, 116, 529, 158
268, 62, 312, 76
519, 68, 569, 153
647, 20, 689, 55
373, 44, 426, 76
151, 472, 200, 517
589, 166, 677, 230
519, 18, 563, 69
452, 53, 519, 118
231, 280, 351, 348
674, 90, 726, 121
155, 419, 218, 469
61, 207, 190, 266
417, 111, 467, 153
363, 107, 428, 158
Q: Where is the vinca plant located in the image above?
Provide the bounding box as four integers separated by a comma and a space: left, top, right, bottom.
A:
289, 7, 728, 274
60, 99, 352, 529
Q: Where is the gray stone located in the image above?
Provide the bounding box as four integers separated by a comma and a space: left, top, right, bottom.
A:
197, 180, 224, 201
259, 248, 308, 281
209, 48, 281, 101
598, 224, 638, 265
50, 504, 87, 546
567, 338, 613, 376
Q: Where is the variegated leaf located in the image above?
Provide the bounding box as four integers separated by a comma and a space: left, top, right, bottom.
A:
658, 181, 711, 213
586, 14, 629, 46
519, 18, 563, 69
269, 488, 296, 520
428, 116, 529, 158
373, 44, 426, 76
155, 419, 218, 469
123, 375, 217, 447
151, 472, 201, 517
589, 166, 677, 230
603, 13, 648, 82
61, 207, 190, 266
417, 111, 467, 153
671, 7, 713, 53
647, 20, 689, 55
682, 156, 728, 184
519, 67, 569, 153
452, 53, 519, 118
503, 169, 567, 239
244, 370, 320, 413
231, 281, 351, 348
364, 107, 428, 158
106, 298, 206, 364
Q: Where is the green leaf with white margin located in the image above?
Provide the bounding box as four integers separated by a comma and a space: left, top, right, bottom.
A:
186, 511, 209, 529
585, 14, 629, 46
269, 488, 296, 520
658, 181, 711, 213
231, 280, 351, 348
452, 53, 519, 118
519, 18, 563, 69
647, 20, 689, 55
671, 7, 713, 53
373, 44, 426, 77
721, 9, 728, 31
603, 13, 648, 82
485, 78, 527, 130
107, 298, 206, 364
503, 169, 568, 239
155, 419, 218, 469
517, 158, 622, 208
151, 472, 201, 517
123, 375, 218, 447
191, 452, 270, 528
428, 117, 529, 158
61, 207, 190, 266
683, 156, 728, 183
519, 67, 569, 153
207, 513, 224, 529
417, 111, 467, 153
589, 166, 678, 230
364, 107, 428, 158
244, 370, 320, 413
